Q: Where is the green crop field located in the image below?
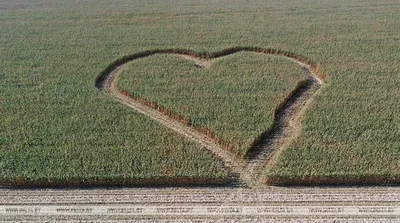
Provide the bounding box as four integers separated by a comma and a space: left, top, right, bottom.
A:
117, 53, 305, 158
1, 0, 399, 186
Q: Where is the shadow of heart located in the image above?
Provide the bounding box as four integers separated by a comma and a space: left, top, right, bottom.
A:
96, 46, 326, 187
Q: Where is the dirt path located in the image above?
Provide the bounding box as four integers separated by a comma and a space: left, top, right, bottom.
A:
104, 63, 247, 186
96, 47, 325, 188
243, 60, 323, 187
1, 187, 399, 222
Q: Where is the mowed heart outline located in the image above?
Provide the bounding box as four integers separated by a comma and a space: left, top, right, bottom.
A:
96, 47, 326, 188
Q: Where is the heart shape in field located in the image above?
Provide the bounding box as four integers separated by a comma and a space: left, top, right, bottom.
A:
96, 47, 324, 186
115, 49, 305, 158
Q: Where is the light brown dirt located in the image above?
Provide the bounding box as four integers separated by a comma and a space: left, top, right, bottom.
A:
1, 187, 399, 222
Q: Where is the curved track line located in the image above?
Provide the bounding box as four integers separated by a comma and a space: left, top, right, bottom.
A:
244, 61, 322, 187
104, 64, 246, 186
96, 47, 326, 188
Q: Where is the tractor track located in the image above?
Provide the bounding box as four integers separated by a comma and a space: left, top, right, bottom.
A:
96, 47, 325, 188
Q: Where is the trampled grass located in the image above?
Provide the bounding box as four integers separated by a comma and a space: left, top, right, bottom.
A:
1, 0, 399, 185
117, 53, 305, 158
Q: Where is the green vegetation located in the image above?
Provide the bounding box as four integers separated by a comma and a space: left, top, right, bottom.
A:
0, 87, 228, 186
261, 2, 400, 184
117, 53, 304, 158
0, 1, 231, 186
1, 0, 399, 185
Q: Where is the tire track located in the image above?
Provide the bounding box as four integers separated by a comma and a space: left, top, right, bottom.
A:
96, 47, 325, 188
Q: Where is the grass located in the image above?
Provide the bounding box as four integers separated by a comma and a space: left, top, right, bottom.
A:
117, 52, 305, 158
0, 90, 229, 185
1, 0, 399, 185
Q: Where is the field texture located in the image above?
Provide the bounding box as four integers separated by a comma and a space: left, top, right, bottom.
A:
1, 0, 399, 186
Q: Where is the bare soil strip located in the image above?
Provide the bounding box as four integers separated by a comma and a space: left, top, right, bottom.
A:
1, 187, 400, 222
2, 187, 400, 204
95, 47, 326, 188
